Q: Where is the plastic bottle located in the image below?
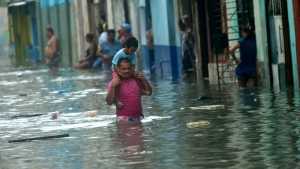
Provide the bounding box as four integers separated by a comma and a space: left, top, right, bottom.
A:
58, 90, 68, 94
186, 121, 209, 128
82, 110, 97, 117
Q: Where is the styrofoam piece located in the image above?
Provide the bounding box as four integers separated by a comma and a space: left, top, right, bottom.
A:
186, 121, 210, 128
181, 105, 225, 110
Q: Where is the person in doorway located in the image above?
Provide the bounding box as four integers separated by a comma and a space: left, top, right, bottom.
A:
111, 37, 151, 108
95, 29, 122, 73
146, 15, 155, 72
92, 23, 108, 69
97, 23, 108, 46
117, 23, 133, 47
74, 33, 98, 69
45, 26, 59, 71
180, 15, 195, 78
106, 57, 152, 122
229, 25, 257, 87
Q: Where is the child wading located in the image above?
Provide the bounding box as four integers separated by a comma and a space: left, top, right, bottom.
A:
111, 36, 151, 108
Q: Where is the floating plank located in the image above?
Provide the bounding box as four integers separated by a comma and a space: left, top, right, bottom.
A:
187, 121, 210, 128
181, 105, 225, 110
11, 113, 45, 118
8, 134, 70, 143
19, 93, 27, 96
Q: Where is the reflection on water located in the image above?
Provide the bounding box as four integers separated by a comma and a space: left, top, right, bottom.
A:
1, 67, 300, 168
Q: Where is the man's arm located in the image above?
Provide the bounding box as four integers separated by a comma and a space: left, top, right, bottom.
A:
106, 78, 121, 105
97, 45, 109, 59
50, 37, 58, 60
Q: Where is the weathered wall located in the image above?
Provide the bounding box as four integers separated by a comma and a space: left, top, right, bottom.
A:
150, 0, 181, 77
0, 7, 10, 66
39, 0, 75, 67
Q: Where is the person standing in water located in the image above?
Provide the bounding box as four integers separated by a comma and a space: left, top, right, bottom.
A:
229, 25, 257, 87
45, 26, 59, 71
106, 58, 152, 122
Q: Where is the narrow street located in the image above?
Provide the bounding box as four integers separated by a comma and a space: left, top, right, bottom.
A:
0, 67, 300, 168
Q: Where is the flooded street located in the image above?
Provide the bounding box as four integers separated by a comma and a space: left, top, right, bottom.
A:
1, 67, 300, 168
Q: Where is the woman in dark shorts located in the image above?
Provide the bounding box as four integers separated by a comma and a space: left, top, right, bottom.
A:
75, 33, 97, 69
229, 25, 257, 87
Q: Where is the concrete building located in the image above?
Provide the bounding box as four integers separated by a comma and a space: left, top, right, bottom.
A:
6, 0, 300, 89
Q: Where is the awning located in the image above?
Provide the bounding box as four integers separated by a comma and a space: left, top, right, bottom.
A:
8, 0, 35, 7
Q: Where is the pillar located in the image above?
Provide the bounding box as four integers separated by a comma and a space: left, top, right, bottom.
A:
253, 0, 271, 87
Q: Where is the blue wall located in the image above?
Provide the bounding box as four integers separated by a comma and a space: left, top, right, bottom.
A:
40, 0, 72, 8
149, 0, 181, 77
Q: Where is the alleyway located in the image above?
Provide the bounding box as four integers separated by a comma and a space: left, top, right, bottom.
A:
1, 66, 300, 168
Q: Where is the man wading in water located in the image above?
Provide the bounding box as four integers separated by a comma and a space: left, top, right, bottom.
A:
106, 58, 152, 122
45, 26, 60, 72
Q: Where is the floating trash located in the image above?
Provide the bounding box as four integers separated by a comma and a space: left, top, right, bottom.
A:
50, 112, 59, 120
19, 93, 27, 96
58, 90, 68, 94
181, 105, 225, 110
197, 96, 213, 101
187, 121, 210, 128
8, 134, 70, 143
83, 110, 98, 117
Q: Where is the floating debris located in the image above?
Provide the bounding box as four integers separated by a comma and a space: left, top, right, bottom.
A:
8, 134, 70, 143
187, 121, 210, 128
197, 96, 213, 101
181, 105, 225, 110
19, 93, 27, 96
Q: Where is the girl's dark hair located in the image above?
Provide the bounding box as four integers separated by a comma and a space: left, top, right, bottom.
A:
243, 25, 255, 39
85, 32, 94, 41
125, 36, 138, 48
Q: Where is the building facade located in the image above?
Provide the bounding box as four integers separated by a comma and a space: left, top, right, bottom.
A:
6, 0, 300, 89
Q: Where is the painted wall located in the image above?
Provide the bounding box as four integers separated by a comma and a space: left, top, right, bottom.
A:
253, 0, 270, 87
287, 0, 298, 89
292, 0, 300, 88
39, 0, 74, 67
150, 0, 181, 77
0, 7, 10, 66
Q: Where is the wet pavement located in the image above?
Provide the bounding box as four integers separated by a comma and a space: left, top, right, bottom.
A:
1, 66, 300, 168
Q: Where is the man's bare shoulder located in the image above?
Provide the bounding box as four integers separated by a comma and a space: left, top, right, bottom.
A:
50, 35, 58, 42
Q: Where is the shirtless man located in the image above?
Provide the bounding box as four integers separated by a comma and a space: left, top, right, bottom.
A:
45, 27, 59, 71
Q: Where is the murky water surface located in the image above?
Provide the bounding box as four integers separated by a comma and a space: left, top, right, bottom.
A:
1, 67, 300, 168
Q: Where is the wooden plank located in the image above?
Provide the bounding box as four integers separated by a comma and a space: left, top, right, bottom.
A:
11, 113, 45, 118
8, 134, 70, 143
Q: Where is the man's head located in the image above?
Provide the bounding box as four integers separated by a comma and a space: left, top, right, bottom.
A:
117, 58, 132, 78
178, 19, 186, 32
124, 36, 138, 55
107, 29, 116, 42
120, 23, 131, 33
181, 15, 190, 27
45, 27, 54, 39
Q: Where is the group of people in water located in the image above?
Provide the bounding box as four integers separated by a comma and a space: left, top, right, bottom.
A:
44, 23, 152, 122
74, 23, 132, 72
43, 14, 257, 122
